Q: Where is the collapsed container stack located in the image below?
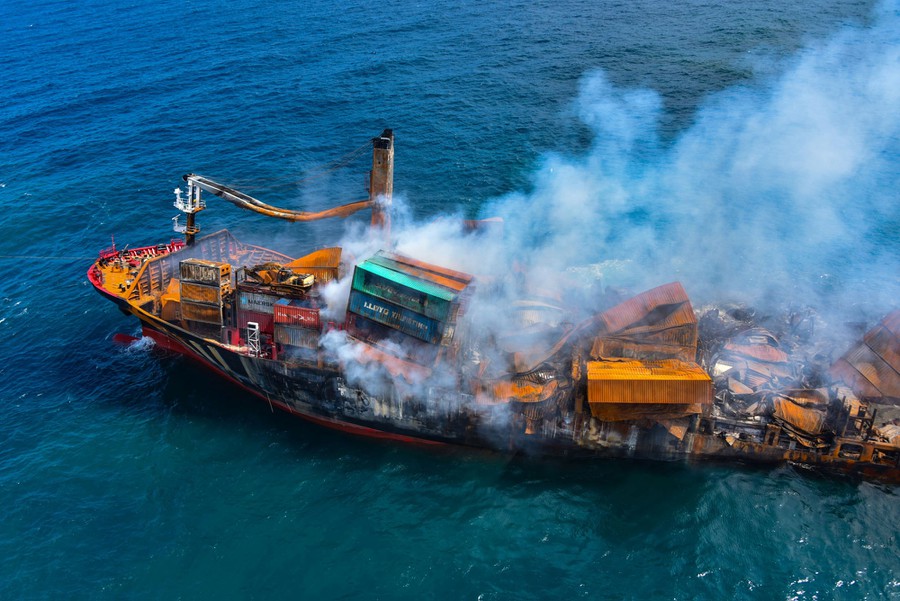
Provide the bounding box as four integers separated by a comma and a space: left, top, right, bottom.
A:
345, 250, 473, 366
179, 258, 232, 339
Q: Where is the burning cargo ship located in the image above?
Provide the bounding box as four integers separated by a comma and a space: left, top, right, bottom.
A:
88, 130, 900, 482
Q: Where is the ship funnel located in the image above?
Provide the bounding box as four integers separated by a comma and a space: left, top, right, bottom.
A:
369, 129, 394, 243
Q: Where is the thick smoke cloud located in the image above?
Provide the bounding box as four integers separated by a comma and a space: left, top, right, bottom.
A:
326, 0, 899, 380
478, 1, 899, 320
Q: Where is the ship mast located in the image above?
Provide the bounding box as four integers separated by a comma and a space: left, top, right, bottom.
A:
173, 130, 395, 245
172, 180, 205, 246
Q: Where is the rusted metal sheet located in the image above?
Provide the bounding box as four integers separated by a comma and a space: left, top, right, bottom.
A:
831, 310, 900, 401
593, 323, 699, 362
371, 250, 473, 291
179, 258, 231, 285
864, 325, 900, 373
722, 341, 790, 364
773, 396, 826, 435
592, 282, 698, 362
180, 281, 222, 305
833, 341, 900, 398
589, 403, 704, 422
598, 282, 693, 333
274, 324, 320, 349
659, 419, 690, 440
284, 247, 342, 283
181, 301, 223, 324
881, 309, 900, 338
274, 299, 320, 328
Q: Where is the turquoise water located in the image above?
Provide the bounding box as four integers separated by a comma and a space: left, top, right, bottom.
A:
1, 0, 898, 598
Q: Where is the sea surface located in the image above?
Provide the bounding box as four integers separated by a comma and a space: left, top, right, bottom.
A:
1, 0, 898, 598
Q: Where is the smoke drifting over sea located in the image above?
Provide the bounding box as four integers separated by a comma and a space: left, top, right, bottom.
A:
323, 0, 899, 385
421, 2, 894, 306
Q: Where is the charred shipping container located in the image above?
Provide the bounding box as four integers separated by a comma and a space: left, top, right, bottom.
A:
179, 258, 232, 338
586, 359, 713, 422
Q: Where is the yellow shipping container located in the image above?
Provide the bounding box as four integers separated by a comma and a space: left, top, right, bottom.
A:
586, 359, 712, 421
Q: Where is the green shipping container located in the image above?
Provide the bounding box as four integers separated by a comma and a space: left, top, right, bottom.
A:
352, 261, 458, 323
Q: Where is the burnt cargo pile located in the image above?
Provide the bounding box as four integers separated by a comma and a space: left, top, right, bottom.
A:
696, 305, 900, 460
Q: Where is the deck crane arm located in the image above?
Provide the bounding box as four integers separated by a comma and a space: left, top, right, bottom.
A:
182, 174, 374, 222
174, 129, 394, 245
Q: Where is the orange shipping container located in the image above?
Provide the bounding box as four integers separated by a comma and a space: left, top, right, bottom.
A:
180, 281, 222, 305
371, 250, 473, 291
181, 301, 223, 324
179, 258, 231, 285
586, 360, 712, 420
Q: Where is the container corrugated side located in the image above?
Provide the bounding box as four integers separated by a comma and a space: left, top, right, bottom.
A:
353, 262, 457, 322
598, 282, 694, 334
345, 313, 440, 365
586, 360, 712, 405
274, 324, 320, 349
347, 290, 444, 344
273, 299, 320, 328
237, 290, 279, 314
179, 259, 231, 285
863, 324, 900, 373
180, 281, 222, 305
834, 341, 900, 398
181, 301, 223, 324
237, 309, 274, 333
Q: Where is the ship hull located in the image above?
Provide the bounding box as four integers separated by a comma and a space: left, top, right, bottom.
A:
87, 236, 900, 483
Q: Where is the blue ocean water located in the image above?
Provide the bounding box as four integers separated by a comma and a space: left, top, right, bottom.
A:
1, 0, 898, 598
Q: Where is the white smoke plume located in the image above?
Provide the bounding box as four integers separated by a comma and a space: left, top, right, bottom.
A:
325, 0, 899, 391
480, 2, 900, 319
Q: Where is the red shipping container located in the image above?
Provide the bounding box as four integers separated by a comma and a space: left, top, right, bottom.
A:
236, 309, 274, 334
274, 300, 320, 328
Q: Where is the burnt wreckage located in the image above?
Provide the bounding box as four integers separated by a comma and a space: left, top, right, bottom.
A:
89, 130, 900, 482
